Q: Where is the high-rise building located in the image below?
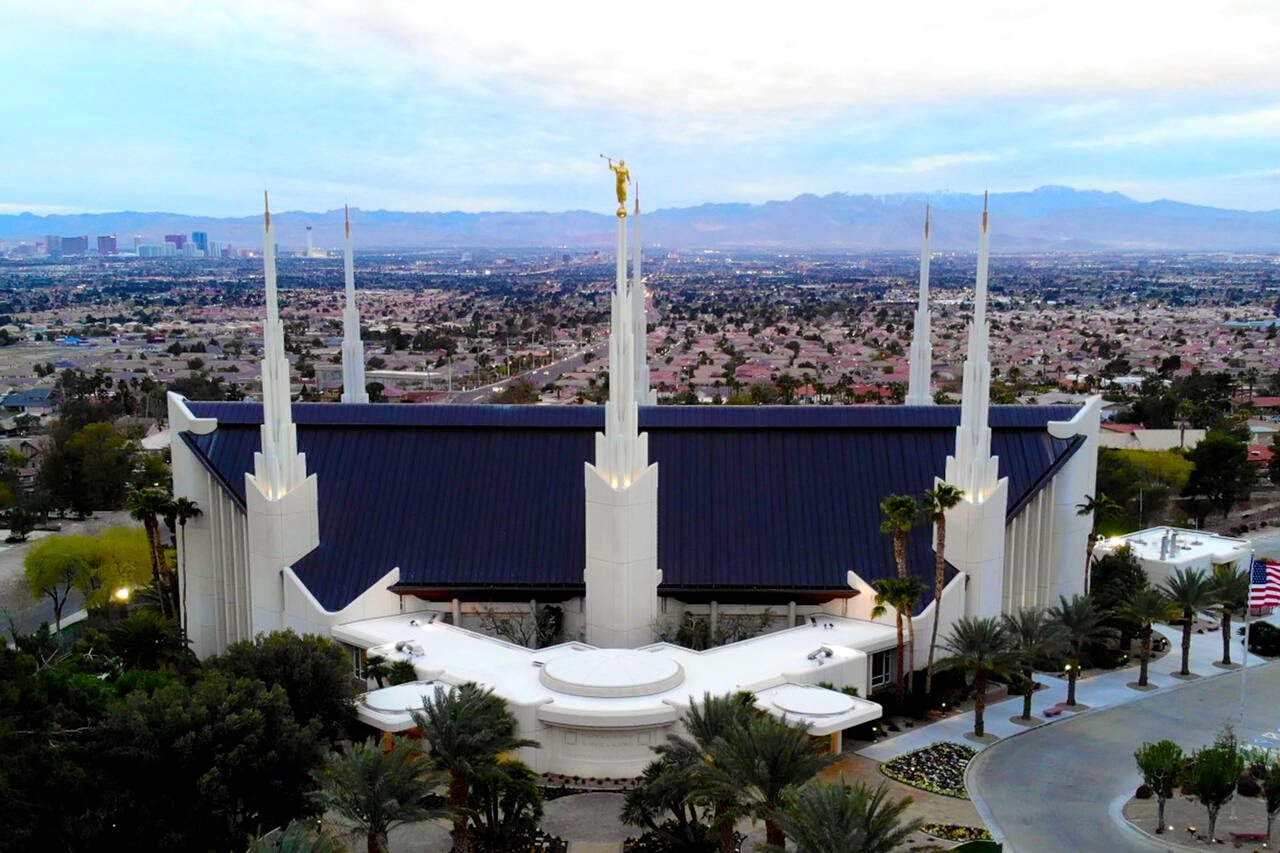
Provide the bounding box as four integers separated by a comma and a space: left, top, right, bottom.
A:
45, 235, 62, 257
191, 231, 208, 254
61, 236, 88, 255
97, 235, 118, 255
164, 234, 187, 250
133, 235, 143, 250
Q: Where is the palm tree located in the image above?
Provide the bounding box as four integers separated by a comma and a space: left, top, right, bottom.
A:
309, 737, 445, 853
655, 691, 756, 853
710, 711, 835, 848
1047, 594, 1110, 706
127, 487, 174, 619
171, 496, 201, 632
410, 682, 537, 853
1115, 586, 1178, 687
879, 494, 919, 580
774, 780, 922, 853
1160, 567, 1215, 676
922, 482, 964, 695
939, 616, 1015, 737
1075, 492, 1121, 589
1002, 607, 1067, 720
1210, 563, 1250, 666
871, 577, 924, 701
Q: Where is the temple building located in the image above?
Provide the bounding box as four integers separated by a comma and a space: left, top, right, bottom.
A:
169, 185, 1100, 776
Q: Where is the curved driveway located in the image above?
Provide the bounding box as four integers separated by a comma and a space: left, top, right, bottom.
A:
967, 660, 1280, 853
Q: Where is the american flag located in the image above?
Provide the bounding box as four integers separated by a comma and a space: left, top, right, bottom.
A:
1249, 559, 1280, 609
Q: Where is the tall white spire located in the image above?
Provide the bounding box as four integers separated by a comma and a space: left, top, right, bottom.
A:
945, 193, 1000, 503
595, 192, 649, 486
340, 205, 369, 404
251, 191, 308, 500
905, 204, 933, 406
585, 158, 659, 648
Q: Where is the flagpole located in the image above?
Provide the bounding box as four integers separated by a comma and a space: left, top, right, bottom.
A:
1242, 548, 1255, 733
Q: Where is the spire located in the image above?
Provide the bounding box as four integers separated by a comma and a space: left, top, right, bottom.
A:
251, 191, 308, 500
594, 167, 648, 488
631, 185, 655, 405
945, 192, 1000, 503
340, 205, 369, 403
905, 204, 933, 405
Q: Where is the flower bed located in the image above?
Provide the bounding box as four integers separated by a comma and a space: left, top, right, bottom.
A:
921, 823, 993, 842
880, 741, 977, 798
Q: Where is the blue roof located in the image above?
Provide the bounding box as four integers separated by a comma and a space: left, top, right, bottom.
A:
183, 402, 1084, 612
2, 387, 54, 407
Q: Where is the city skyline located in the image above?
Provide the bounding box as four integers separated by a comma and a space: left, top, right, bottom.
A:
5, 1, 1279, 216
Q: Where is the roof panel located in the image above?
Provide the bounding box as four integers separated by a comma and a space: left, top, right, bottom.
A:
182, 402, 1085, 612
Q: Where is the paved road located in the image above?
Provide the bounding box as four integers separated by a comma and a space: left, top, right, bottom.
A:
968, 659, 1280, 853
449, 343, 608, 403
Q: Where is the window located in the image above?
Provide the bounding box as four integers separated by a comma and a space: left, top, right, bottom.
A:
870, 649, 894, 690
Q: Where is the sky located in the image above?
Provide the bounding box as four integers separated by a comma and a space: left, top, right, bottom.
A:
4, 0, 1279, 216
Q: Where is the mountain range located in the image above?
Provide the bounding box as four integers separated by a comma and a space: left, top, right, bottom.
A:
3, 187, 1278, 252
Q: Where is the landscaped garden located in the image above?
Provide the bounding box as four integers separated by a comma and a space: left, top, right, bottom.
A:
880, 742, 978, 798
921, 822, 994, 842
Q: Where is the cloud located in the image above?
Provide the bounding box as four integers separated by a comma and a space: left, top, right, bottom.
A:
26, 0, 1280, 134
1063, 104, 1280, 149
881, 153, 999, 175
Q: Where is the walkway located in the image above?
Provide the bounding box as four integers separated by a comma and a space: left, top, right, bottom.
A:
857, 617, 1279, 852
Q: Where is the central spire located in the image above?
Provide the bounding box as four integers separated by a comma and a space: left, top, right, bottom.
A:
251, 191, 308, 500
905, 204, 933, 405
945, 192, 1000, 503
340, 205, 369, 403
595, 162, 647, 487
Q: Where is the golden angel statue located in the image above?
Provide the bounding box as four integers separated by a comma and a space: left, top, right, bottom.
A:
603, 156, 630, 217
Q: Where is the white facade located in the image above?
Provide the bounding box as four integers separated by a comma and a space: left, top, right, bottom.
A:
338, 613, 890, 778
169, 194, 1098, 775
1093, 527, 1251, 587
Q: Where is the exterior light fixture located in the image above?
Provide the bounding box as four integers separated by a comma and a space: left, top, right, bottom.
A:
114, 587, 131, 602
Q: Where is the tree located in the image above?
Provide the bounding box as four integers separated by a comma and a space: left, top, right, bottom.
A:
38, 422, 138, 517
1185, 745, 1243, 842
1088, 545, 1148, 616
92, 672, 326, 852
774, 780, 922, 853
938, 616, 1014, 737
871, 576, 924, 701
1263, 756, 1280, 844
921, 482, 963, 695
469, 758, 545, 853
309, 737, 444, 853
1133, 740, 1183, 834
1210, 563, 1250, 666
1076, 492, 1121, 587
208, 630, 357, 746
1183, 432, 1254, 523
650, 691, 757, 853
622, 753, 715, 850
1002, 607, 1067, 720
103, 608, 195, 672
127, 488, 174, 619
76, 526, 153, 610
1047, 594, 1110, 706
1159, 567, 1215, 676
170, 497, 201, 631
410, 682, 537, 853
1115, 586, 1177, 687
24, 534, 90, 633
878, 495, 919, 580
710, 711, 835, 848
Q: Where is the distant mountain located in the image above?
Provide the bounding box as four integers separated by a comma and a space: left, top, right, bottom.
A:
2, 187, 1277, 252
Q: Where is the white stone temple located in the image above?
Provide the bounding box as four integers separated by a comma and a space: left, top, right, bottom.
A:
168, 180, 1100, 776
